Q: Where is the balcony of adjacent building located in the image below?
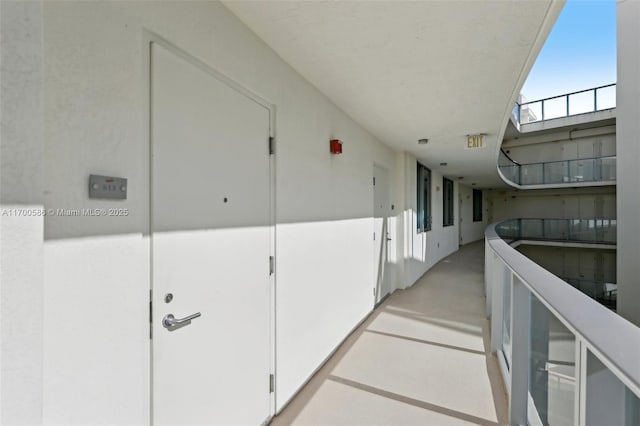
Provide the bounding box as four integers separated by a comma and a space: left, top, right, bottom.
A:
499, 85, 617, 190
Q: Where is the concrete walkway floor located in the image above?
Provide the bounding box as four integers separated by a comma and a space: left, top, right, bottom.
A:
271, 241, 508, 425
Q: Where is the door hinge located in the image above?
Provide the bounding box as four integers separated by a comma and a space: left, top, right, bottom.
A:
269, 374, 275, 393
149, 290, 153, 340
269, 256, 275, 275
373, 177, 376, 186
269, 137, 275, 155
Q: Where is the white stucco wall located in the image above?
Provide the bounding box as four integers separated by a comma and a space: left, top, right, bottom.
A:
616, 0, 640, 326
41, 1, 399, 422
0, 1, 44, 424
0, 1, 473, 423
402, 153, 460, 288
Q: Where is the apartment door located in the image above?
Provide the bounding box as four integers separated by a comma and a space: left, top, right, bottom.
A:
150, 42, 272, 425
373, 165, 392, 304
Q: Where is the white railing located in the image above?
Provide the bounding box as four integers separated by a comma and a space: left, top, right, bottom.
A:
514, 84, 616, 124
485, 222, 640, 425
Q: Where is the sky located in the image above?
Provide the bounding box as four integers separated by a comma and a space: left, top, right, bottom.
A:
520, 0, 616, 103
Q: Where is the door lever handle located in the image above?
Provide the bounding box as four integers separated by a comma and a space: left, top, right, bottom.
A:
163, 312, 201, 329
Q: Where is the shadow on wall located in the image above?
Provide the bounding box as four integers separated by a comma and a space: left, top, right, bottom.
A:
270, 241, 508, 426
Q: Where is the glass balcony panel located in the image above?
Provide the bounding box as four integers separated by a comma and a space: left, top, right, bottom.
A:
580, 159, 596, 181
568, 158, 595, 182
504, 156, 615, 186
543, 161, 568, 184
543, 219, 567, 240
571, 219, 598, 242
495, 219, 616, 245
626, 388, 640, 426
498, 151, 521, 185
521, 219, 543, 240
599, 157, 617, 181
568, 90, 596, 115
521, 164, 544, 185
528, 296, 576, 426
500, 164, 520, 185
586, 350, 640, 426
512, 104, 521, 123
542, 96, 567, 120
596, 85, 616, 110
502, 268, 512, 369
568, 219, 582, 241
600, 219, 617, 244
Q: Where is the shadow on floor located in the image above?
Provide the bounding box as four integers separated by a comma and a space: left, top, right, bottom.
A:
271, 241, 508, 426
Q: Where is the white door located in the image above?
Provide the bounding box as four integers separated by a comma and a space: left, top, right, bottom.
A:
373, 165, 391, 304
150, 42, 272, 425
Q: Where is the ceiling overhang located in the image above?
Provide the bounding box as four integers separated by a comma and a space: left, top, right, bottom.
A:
224, 0, 565, 188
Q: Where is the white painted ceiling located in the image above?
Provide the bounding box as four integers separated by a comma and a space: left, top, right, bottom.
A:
224, 0, 563, 188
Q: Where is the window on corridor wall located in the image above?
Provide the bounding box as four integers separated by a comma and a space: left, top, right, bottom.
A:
473, 189, 483, 222
417, 162, 431, 232
443, 177, 454, 227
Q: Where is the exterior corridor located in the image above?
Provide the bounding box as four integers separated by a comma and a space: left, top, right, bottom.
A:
272, 241, 508, 425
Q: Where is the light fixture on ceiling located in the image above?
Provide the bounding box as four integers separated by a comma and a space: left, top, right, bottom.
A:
472, 183, 477, 186
440, 162, 447, 166
458, 176, 464, 180
418, 138, 429, 145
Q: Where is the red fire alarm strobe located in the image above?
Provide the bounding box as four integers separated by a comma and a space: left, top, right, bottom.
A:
330, 139, 343, 154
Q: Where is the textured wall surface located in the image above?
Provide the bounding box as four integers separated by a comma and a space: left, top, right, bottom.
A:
42, 2, 400, 422
404, 153, 460, 288
1, 1, 44, 424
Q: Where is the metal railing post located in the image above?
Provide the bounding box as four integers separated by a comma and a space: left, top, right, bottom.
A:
541, 100, 545, 121
575, 338, 587, 426
594, 88, 598, 111
517, 164, 521, 185
490, 255, 505, 352
518, 218, 522, 240
567, 94, 570, 117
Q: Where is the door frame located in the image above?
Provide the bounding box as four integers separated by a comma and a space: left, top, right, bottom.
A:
373, 163, 392, 306
142, 31, 277, 424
